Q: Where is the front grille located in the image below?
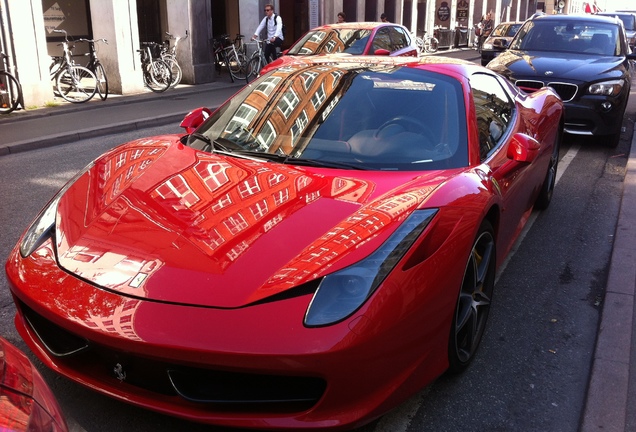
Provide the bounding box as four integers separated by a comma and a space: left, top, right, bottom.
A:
515, 79, 578, 102
18, 299, 326, 411
168, 368, 326, 407
547, 82, 578, 102
21, 302, 89, 357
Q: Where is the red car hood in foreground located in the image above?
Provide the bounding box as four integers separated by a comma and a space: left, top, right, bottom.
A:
55, 137, 449, 308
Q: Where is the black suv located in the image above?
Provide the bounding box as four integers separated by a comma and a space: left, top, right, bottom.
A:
487, 14, 636, 147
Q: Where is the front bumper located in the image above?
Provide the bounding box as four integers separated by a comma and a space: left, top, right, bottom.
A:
562, 93, 628, 137
5, 237, 455, 430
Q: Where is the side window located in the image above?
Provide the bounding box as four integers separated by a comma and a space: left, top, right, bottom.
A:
470, 73, 514, 160
389, 26, 409, 51
371, 28, 392, 52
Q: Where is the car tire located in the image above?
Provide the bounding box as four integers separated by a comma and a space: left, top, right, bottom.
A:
447, 219, 496, 374
534, 121, 562, 210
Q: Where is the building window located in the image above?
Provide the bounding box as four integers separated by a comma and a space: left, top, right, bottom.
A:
225, 103, 258, 134
255, 77, 282, 96
277, 89, 300, 119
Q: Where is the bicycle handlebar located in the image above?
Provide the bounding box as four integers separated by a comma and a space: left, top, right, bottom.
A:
78, 38, 108, 44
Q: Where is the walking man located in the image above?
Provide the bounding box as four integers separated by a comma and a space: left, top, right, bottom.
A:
253, 4, 284, 63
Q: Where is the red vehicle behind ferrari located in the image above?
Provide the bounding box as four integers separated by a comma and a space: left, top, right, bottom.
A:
6, 56, 563, 430
260, 21, 419, 75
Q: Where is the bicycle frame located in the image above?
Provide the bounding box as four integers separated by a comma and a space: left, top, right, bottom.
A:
246, 39, 268, 82
211, 36, 235, 82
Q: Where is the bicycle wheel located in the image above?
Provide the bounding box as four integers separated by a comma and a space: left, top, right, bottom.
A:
427, 37, 439, 53
56, 65, 97, 103
246, 55, 263, 82
144, 59, 171, 92
162, 56, 182, 88
227, 50, 247, 81
94, 62, 109, 101
0, 71, 21, 114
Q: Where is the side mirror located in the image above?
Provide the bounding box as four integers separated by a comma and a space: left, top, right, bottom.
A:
179, 107, 212, 134
507, 132, 540, 163
374, 48, 391, 56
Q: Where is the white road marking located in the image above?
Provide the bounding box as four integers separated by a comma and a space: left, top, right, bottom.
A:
373, 143, 581, 432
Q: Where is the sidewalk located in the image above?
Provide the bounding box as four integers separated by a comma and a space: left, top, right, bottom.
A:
581, 123, 636, 432
0, 80, 244, 156
0, 74, 635, 432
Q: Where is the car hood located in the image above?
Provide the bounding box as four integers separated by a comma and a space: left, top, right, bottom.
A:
54, 136, 447, 308
487, 49, 628, 81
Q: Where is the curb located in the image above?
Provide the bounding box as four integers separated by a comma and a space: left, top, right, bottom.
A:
581, 124, 636, 432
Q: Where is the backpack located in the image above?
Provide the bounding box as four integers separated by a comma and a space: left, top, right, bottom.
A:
270, 13, 286, 38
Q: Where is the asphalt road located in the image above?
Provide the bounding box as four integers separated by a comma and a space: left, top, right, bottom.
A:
0, 49, 634, 431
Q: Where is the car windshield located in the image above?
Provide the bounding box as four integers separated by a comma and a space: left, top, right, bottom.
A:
511, 19, 620, 55
599, 13, 635, 31
188, 63, 468, 171
287, 28, 373, 55
492, 23, 521, 37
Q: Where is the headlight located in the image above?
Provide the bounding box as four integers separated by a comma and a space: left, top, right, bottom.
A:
19, 195, 62, 258
20, 162, 93, 258
483, 43, 494, 50
588, 79, 624, 96
304, 209, 438, 327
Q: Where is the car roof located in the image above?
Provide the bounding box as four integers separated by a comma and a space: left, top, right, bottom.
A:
597, 11, 636, 17
271, 53, 480, 76
311, 22, 405, 31
531, 13, 622, 25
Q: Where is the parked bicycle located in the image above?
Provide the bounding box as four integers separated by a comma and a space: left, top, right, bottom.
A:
246, 38, 268, 82
422, 30, 439, 53
161, 30, 187, 88
0, 51, 22, 114
77, 37, 109, 100
413, 33, 425, 55
137, 42, 172, 93
234, 33, 247, 57
228, 34, 248, 80
50, 29, 97, 103
211, 34, 247, 82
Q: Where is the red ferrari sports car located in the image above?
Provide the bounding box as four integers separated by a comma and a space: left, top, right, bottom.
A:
260, 22, 418, 75
0, 336, 68, 432
6, 56, 563, 430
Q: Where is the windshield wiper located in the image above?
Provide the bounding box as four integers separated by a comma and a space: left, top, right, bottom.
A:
288, 158, 368, 170
188, 133, 249, 154
232, 150, 367, 170
189, 132, 233, 153
213, 148, 368, 170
